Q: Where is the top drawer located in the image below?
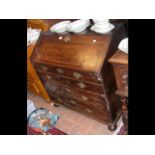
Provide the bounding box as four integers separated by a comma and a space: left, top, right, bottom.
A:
114, 64, 128, 92
33, 62, 103, 84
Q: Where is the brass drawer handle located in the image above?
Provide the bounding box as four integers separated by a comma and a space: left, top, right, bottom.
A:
85, 108, 93, 113
70, 100, 76, 105
40, 65, 48, 71
78, 82, 86, 89
122, 74, 128, 79
56, 68, 64, 74
57, 97, 62, 103
73, 72, 82, 79
65, 88, 71, 93
46, 75, 52, 80
81, 95, 88, 101
122, 75, 128, 85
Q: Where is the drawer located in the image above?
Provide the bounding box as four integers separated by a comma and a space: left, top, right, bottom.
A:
33, 62, 103, 84
119, 68, 128, 87
48, 90, 108, 120
37, 71, 104, 95
43, 78, 108, 116
114, 64, 128, 91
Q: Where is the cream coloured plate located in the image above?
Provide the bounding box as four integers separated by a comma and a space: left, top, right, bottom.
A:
50, 21, 71, 34
90, 24, 115, 34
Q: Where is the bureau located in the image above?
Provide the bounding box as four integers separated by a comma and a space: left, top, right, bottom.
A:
31, 24, 125, 130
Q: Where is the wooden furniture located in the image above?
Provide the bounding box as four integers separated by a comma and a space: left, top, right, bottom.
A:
27, 19, 57, 31
27, 42, 51, 102
108, 50, 128, 133
31, 24, 126, 130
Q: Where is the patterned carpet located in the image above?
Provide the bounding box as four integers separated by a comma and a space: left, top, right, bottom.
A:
27, 125, 67, 135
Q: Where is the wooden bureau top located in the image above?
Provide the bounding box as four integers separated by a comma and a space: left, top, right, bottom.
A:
108, 50, 128, 65
31, 24, 124, 73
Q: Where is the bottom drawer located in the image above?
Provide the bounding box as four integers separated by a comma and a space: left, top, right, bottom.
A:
48, 91, 109, 122
27, 81, 40, 94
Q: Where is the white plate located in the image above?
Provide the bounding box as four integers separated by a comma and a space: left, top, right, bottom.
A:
50, 21, 71, 34
90, 23, 115, 34
92, 19, 109, 24
68, 19, 90, 33
118, 38, 128, 54
27, 28, 41, 46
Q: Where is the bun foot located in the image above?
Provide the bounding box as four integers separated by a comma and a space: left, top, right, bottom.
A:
108, 124, 117, 131
51, 102, 60, 107
53, 103, 60, 107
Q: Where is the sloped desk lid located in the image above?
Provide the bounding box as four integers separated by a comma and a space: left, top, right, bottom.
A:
31, 25, 122, 73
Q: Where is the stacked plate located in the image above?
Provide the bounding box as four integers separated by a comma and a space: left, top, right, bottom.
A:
27, 28, 41, 46
50, 19, 90, 34
91, 19, 115, 34
50, 21, 71, 34
67, 19, 90, 33
118, 38, 128, 54
49, 19, 115, 34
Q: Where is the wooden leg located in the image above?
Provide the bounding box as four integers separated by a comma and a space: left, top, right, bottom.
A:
53, 103, 60, 107
50, 102, 60, 107
120, 97, 128, 133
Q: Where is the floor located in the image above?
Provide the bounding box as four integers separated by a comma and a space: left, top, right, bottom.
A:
27, 91, 122, 135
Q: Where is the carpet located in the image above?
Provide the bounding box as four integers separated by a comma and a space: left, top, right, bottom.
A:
112, 117, 128, 135
27, 125, 67, 135
117, 125, 127, 135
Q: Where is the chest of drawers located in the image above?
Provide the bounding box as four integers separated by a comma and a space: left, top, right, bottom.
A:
109, 50, 128, 133
31, 24, 125, 130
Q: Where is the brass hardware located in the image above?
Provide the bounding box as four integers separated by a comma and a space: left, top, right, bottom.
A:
56, 68, 64, 74
40, 64, 48, 71
73, 72, 82, 79
81, 95, 88, 101
65, 88, 71, 93
85, 108, 92, 113
78, 82, 86, 89
70, 100, 76, 105
46, 75, 52, 80
57, 97, 62, 103
122, 74, 128, 85
122, 74, 128, 79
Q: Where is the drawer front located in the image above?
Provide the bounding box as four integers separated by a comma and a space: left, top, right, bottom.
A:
114, 64, 128, 91
42, 77, 109, 121
119, 68, 128, 88
33, 62, 103, 84
47, 88, 109, 122
37, 71, 104, 95
46, 81, 107, 112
